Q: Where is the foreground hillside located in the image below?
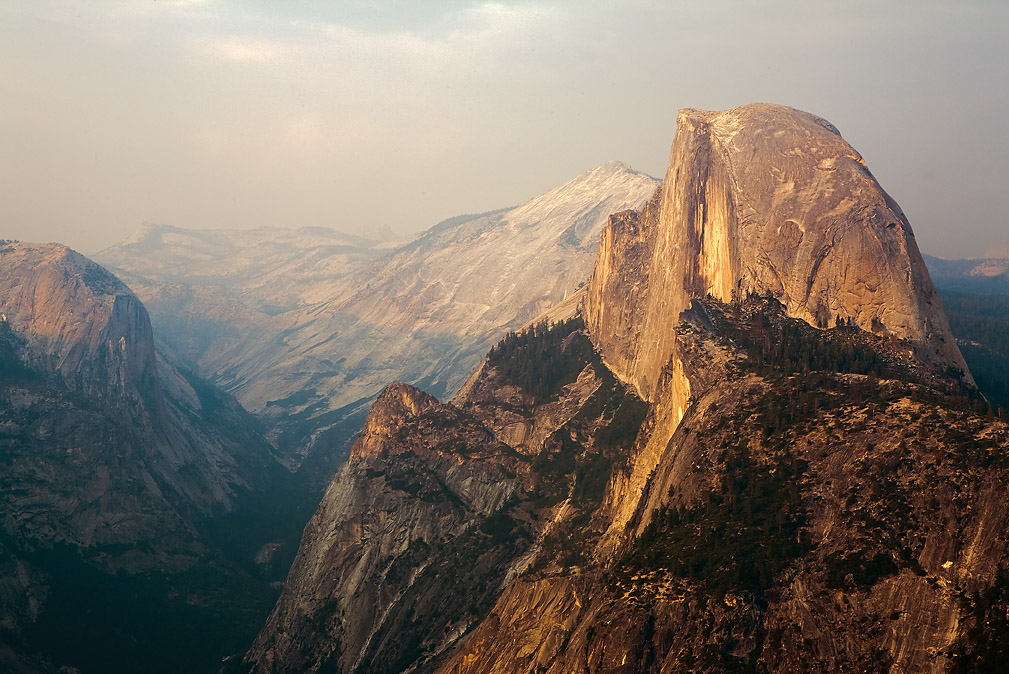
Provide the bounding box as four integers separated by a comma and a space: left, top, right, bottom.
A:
244, 297, 1007, 673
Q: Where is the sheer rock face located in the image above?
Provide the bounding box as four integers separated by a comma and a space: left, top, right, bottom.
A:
0, 242, 158, 399
595, 300, 735, 554
586, 104, 969, 402
0, 242, 273, 539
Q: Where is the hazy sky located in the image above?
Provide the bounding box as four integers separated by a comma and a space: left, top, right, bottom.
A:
1, 1, 1007, 258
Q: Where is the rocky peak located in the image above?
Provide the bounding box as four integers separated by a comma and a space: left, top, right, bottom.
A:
586, 103, 970, 401
0, 241, 158, 397
350, 383, 442, 459
242, 318, 646, 674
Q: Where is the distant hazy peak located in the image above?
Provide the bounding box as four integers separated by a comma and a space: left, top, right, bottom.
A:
923, 253, 1009, 292
122, 222, 172, 246
588, 159, 642, 175
538, 160, 653, 193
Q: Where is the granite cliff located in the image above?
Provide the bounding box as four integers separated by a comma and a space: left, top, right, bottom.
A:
435, 298, 1004, 674
244, 298, 1005, 674
0, 242, 285, 673
585, 104, 968, 403
241, 105, 1004, 674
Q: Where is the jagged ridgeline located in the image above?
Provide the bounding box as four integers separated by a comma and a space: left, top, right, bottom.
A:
243, 103, 1009, 674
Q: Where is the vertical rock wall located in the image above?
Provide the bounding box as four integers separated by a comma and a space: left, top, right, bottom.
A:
0, 242, 160, 399
586, 104, 969, 402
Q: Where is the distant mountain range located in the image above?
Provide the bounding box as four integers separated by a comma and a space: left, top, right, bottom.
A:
4, 104, 1009, 674
96, 161, 660, 482
924, 253, 1009, 292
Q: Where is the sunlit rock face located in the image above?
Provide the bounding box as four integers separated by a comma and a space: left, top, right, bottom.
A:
0, 242, 159, 399
244, 298, 1009, 674
586, 103, 969, 402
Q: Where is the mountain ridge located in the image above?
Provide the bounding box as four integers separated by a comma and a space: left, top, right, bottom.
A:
97, 162, 660, 478
924, 253, 1009, 293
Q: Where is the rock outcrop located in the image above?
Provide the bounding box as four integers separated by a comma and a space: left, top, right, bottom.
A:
243, 319, 651, 673
586, 104, 969, 403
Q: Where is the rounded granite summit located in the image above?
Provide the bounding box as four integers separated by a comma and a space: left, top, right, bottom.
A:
0, 241, 158, 394
586, 102, 970, 400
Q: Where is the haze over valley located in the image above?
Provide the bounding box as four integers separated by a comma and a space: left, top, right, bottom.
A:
2, 2, 1009, 673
